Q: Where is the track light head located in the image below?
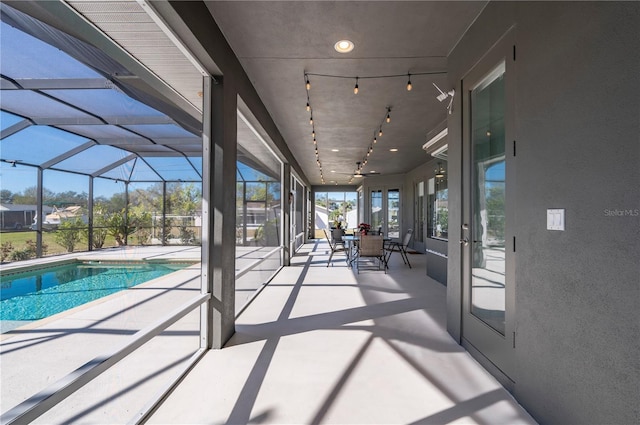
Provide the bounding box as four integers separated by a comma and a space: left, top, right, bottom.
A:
433, 83, 455, 102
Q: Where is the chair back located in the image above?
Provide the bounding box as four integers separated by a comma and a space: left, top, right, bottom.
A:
402, 229, 413, 248
359, 235, 384, 257
323, 228, 331, 244
331, 228, 345, 242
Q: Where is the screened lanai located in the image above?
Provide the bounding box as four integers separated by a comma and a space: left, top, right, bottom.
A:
0, 4, 291, 265
0, 9, 206, 257
0, 2, 296, 422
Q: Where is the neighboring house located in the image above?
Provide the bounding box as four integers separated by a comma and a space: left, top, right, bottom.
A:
0, 204, 53, 230
29, 205, 87, 231
315, 204, 358, 231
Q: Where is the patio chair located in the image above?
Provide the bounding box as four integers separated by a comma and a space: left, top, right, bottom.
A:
385, 229, 413, 268
356, 234, 386, 274
324, 228, 346, 267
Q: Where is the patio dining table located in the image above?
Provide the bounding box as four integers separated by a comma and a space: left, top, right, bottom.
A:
342, 235, 391, 268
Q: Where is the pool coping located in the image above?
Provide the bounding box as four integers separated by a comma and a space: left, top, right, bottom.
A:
0, 254, 201, 341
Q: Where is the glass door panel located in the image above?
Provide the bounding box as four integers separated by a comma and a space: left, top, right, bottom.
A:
387, 189, 400, 238
370, 189, 383, 232
461, 31, 516, 381
415, 181, 425, 245
471, 64, 506, 335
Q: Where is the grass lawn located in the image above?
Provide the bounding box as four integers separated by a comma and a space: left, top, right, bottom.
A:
0, 230, 120, 258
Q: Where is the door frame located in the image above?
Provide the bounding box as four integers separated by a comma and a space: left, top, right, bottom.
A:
461, 28, 516, 382
368, 186, 401, 238
413, 179, 426, 253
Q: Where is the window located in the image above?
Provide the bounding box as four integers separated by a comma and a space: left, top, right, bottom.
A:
428, 161, 448, 240
314, 191, 358, 235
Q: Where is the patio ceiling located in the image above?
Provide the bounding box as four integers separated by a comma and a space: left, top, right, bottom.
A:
198, 1, 487, 185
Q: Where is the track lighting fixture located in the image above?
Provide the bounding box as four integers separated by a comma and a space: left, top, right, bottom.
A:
433, 83, 456, 114
354, 77, 359, 94
407, 73, 412, 91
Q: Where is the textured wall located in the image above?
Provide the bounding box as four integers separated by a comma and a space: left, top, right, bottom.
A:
448, 2, 639, 424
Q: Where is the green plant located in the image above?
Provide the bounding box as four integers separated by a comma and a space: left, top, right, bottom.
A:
135, 227, 151, 245
8, 239, 45, 261
161, 217, 174, 244
178, 225, 196, 244
91, 205, 109, 249
54, 218, 86, 252
10, 248, 32, 261
253, 219, 279, 246
1, 241, 14, 262
28, 239, 48, 256
92, 226, 108, 249
106, 208, 152, 246
106, 209, 135, 246
436, 207, 448, 235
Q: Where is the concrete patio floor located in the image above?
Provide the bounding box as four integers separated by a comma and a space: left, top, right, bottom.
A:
1, 242, 537, 424
149, 242, 537, 424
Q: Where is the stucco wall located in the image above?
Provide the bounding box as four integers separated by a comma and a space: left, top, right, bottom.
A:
447, 2, 639, 424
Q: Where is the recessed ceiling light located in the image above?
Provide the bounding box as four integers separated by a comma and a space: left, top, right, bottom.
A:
330, 170, 336, 173
370, 170, 376, 173
331, 149, 340, 152
334, 39, 354, 53
389, 148, 398, 152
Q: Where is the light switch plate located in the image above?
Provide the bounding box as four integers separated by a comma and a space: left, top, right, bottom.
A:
547, 209, 565, 231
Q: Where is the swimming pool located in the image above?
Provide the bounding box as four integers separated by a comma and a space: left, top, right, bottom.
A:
0, 261, 191, 323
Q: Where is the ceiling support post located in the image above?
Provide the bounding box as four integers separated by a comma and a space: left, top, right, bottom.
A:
201, 75, 237, 350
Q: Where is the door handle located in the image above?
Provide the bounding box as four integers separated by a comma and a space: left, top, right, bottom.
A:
459, 238, 469, 246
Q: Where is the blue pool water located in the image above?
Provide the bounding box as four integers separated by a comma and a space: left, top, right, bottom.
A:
0, 262, 189, 321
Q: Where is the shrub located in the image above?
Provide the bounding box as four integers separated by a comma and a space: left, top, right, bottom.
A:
1, 242, 14, 262
106, 208, 151, 246
91, 205, 109, 249
54, 218, 86, 252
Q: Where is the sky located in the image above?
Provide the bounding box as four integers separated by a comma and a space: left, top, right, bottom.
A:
0, 164, 128, 199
